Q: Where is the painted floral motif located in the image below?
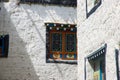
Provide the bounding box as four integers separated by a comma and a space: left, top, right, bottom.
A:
53, 54, 60, 58
66, 54, 74, 59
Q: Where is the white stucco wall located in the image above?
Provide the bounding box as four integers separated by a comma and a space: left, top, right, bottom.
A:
0, 2, 77, 80
78, 0, 120, 80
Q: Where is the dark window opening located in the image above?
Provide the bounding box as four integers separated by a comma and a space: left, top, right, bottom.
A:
0, 0, 9, 2
20, 0, 77, 7
115, 49, 120, 80
0, 34, 9, 57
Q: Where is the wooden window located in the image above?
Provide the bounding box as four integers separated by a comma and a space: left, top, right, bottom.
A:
66, 33, 76, 52
46, 23, 77, 61
86, 44, 106, 80
51, 33, 62, 51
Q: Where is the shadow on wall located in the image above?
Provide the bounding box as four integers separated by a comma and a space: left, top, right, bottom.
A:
0, 3, 39, 80
0, 2, 77, 80
18, 3, 77, 80
21, 4, 76, 24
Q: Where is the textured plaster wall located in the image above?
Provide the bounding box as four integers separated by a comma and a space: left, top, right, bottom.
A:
78, 0, 120, 80
0, 2, 77, 80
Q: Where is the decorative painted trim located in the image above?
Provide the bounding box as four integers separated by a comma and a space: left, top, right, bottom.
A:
47, 59, 77, 64
45, 23, 77, 32
45, 23, 77, 64
87, 44, 107, 60
85, 44, 107, 80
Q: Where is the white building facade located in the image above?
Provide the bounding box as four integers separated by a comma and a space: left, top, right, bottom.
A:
1, 0, 120, 80
0, 0, 77, 80
78, 0, 120, 80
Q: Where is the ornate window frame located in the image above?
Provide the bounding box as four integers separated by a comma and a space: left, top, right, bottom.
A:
45, 23, 77, 64
85, 44, 107, 80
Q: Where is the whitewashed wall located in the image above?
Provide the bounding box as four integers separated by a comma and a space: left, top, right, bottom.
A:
0, 2, 77, 80
78, 0, 120, 80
